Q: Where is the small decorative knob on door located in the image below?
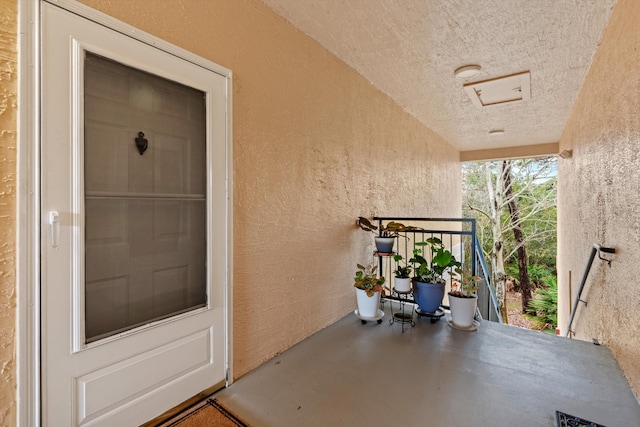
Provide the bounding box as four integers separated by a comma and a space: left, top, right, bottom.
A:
48, 210, 59, 248
135, 131, 148, 155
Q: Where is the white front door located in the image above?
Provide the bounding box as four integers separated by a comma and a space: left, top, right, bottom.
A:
40, 3, 230, 425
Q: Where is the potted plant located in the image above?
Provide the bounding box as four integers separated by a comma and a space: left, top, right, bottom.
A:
392, 254, 412, 293
353, 263, 385, 319
409, 237, 461, 313
448, 275, 482, 328
357, 217, 420, 253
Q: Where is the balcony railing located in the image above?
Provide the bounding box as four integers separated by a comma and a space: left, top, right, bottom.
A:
372, 217, 501, 323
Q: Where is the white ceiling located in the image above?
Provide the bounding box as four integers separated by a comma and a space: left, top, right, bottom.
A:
260, 0, 616, 152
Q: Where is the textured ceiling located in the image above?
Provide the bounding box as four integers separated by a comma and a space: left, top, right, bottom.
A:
260, 0, 616, 152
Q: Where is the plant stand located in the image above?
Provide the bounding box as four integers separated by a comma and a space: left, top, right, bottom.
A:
415, 307, 445, 324
374, 250, 394, 310
389, 288, 414, 332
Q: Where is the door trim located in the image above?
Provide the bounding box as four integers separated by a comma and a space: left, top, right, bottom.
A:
17, 1, 233, 424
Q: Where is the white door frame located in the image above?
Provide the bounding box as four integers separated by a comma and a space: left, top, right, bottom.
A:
17, 1, 233, 424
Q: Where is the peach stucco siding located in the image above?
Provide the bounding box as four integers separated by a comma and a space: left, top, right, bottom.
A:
0, 0, 17, 425
8, 0, 639, 422
557, 0, 640, 396
75, 0, 460, 379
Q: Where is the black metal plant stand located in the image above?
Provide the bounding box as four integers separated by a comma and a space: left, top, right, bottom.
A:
415, 307, 445, 324
389, 288, 415, 332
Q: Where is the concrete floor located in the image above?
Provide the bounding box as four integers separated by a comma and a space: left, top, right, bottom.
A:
215, 302, 640, 427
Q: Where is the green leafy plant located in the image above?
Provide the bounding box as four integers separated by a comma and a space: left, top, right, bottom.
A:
450, 276, 482, 298
354, 264, 386, 297
410, 237, 461, 284
527, 264, 555, 287
357, 217, 421, 238
392, 254, 412, 278
527, 276, 558, 327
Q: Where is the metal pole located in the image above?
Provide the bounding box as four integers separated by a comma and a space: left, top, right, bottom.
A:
565, 244, 615, 337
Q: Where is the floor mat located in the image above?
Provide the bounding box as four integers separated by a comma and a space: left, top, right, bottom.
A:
158, 398, 250, 427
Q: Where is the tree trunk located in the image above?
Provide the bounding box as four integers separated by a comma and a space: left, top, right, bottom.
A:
485, 163, 506, 281
494, 272, 509, 323
502, 160, 532, 313
485, 163, 508, 320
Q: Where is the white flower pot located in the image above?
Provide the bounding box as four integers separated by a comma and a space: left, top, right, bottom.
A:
356, 288, 381, 318
449, 294, 477, 328
394, 276, 411, 293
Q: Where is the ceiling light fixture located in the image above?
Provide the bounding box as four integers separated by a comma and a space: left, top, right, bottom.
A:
488, 129, 504, 136
454, 64, 482, 79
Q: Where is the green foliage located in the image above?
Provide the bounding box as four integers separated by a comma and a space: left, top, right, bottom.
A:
409, 237, 461, 284
505, 264, 520, 282
450, 276, 482, 298
462, 157, 558, 276
528, 264, 555, 286
464, 157, 558, 330
392, 254, 412, 278
506, 264, 556, 290
354, 264, 385, 297
526, 276, 558, 327
357, 217, 421, 238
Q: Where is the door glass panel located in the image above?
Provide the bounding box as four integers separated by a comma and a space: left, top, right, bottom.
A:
84, 52, 206, 343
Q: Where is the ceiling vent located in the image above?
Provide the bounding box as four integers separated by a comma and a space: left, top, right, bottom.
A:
463, 71, 531, 108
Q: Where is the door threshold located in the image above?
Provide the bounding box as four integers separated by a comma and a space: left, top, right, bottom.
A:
140, 381, 226, 427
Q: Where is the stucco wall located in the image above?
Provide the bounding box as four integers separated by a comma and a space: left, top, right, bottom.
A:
557, 0, 640, 396
0, 1, 460, 419
74, 0, 461, 379
0, 0, 17, 425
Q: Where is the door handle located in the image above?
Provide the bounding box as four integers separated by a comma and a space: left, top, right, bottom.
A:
49, 210, 60, 248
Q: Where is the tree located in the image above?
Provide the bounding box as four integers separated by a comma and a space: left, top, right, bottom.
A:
503, 160, 532, 313
464, 161, 508, 321
463, 157, 557, 318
